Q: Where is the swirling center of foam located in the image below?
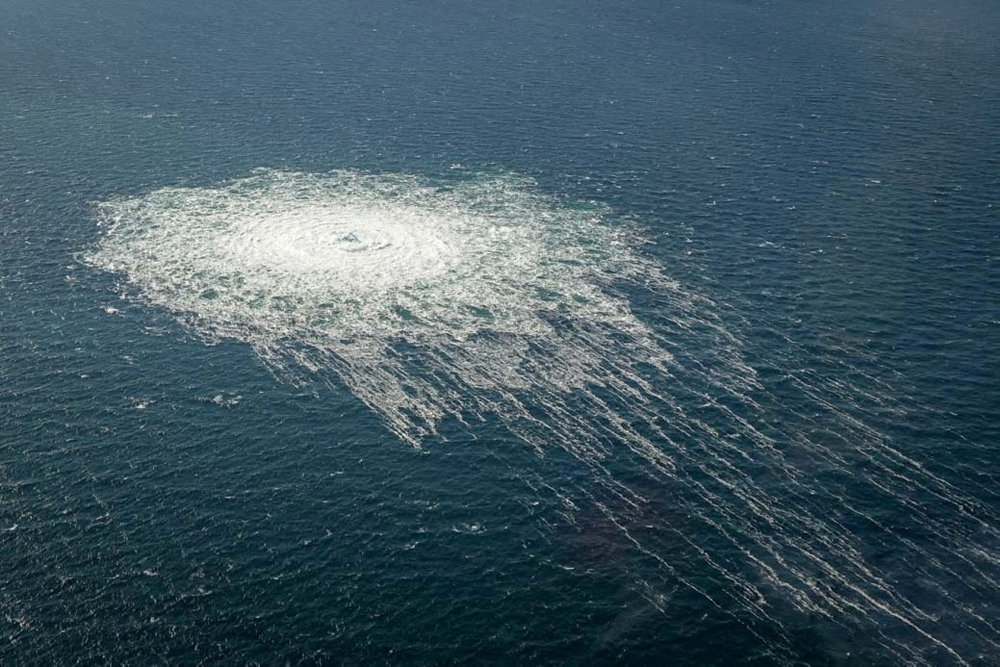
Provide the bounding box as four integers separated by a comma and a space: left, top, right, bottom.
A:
216, 203, 462, 294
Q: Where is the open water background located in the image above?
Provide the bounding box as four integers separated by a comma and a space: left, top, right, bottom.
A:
1, 0, 999, 663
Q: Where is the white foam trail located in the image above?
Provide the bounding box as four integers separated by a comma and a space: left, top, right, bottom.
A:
86, 168, 1000, 662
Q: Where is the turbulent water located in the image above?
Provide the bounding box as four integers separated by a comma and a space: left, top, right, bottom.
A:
86, 168, 675, 447
84, 169, 1000, 663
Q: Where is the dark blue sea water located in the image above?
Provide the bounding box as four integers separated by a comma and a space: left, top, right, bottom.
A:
2, 0, 999, 663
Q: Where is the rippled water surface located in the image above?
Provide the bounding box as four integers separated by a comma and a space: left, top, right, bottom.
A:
2, 0, 999, 663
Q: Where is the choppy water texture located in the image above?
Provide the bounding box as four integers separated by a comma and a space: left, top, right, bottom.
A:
3, 0, 1000, 663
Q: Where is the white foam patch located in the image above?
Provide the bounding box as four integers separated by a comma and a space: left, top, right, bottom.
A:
87, 169, 677, 444
86, 168, 1000, 663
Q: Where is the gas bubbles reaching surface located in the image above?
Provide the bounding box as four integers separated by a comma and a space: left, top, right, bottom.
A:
86, 169, 1000, 663
86, 169, 682, 448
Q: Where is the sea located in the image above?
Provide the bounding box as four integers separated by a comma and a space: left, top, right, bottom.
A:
2, 0, 999, 664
